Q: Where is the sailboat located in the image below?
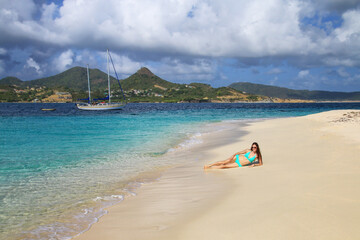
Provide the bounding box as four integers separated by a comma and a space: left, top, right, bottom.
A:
76, 49, 126, 110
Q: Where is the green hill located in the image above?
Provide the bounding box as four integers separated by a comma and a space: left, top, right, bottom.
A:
229, 82, 360, 101
119, 68, 254, 102
120, 67, 179, 90
26, 66, 119, 91
0, 67, 259, 103
0, 67, 118, 91
0, 76, 24, 86
2, 68, 359, 102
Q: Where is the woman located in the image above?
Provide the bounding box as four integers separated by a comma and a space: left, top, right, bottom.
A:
204, 142, 262, 169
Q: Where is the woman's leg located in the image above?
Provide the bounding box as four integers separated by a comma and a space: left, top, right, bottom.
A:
206, 155, 236, 168
208, 162, 239, 169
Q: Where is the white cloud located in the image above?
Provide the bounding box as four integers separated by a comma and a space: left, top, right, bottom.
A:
103, 51, 142, 77
70, 49, 97, 68
41, 3, 58, 25
0, 48, 6, 55
323, 57, 356, 67
75, 55, 82, 62
333, 9, 360, 42
25, 57, 42, 74
0, 0, 317, 57
267, 68, 283, 74
298, 70, 309, 78
0, 1, 68, 46
1, 0, 360, 86
0, 0, 36, 21
337, 67, 350, 77
53, 50, 74, 72
154, 57, 217, 82
1, 0, 359, 66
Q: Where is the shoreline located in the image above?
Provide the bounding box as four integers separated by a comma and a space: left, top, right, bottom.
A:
73, 119, 251, 240
74, 109, 360, 240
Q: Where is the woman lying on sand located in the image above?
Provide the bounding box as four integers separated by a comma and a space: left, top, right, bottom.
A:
204, 142, 262, 169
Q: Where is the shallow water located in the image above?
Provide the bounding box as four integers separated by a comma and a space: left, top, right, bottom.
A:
1, 102, 360, 239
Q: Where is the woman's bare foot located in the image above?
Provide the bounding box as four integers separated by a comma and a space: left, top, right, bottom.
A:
204, 165, 211, 169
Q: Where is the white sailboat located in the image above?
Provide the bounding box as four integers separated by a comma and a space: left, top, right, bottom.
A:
77, 50, 126, 110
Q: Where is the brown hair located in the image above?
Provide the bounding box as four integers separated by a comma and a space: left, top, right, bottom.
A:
251, 142, 262, 162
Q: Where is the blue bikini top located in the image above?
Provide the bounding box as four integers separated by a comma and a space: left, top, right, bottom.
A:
244, 151, 256, 162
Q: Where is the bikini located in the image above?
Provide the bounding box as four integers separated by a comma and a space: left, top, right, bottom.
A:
235, 152, 256, 167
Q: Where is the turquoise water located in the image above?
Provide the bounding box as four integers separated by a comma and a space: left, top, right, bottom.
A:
1, 102, 360, 239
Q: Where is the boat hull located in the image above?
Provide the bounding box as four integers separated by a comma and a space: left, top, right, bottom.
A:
76, 103, 125, 110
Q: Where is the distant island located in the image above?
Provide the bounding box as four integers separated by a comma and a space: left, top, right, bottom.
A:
0, 67, 359, 103
229, 82, 360, 102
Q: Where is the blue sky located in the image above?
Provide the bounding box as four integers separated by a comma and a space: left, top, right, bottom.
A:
0, 0, 360, 92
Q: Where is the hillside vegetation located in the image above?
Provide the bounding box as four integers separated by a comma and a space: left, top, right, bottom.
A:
2, 67, 359, 103
230, 82, 360, 101
0, 67, 262, 103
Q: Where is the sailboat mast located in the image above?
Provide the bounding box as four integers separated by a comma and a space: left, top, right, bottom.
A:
87, 64, 91, 104
107, 49, 111, 104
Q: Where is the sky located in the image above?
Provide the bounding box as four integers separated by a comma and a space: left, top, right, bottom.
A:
0, 0, 360, 92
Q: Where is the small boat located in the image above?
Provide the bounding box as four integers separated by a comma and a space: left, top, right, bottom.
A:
76, 49, 126, 111
41, 108, 56, 111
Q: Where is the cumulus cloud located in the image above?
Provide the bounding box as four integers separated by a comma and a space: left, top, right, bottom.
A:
53, 50, 74, 72
0, 0, 67, 47
1, 0, 359, 66
333, 9, 360, 42
0, 1, 327, 56
154, 57, 217, 83
40, 2, 58, 24
104, 51, 142, 77
25, 57, 42, 75
0, 0, 36, 21
1, 0, 360, 91
298, 70, 310, 78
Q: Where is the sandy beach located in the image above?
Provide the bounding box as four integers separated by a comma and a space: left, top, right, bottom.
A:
74, 110, 360, 240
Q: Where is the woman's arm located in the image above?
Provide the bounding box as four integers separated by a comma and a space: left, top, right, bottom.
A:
250, 156, 263, 167
234, 149, 250, 156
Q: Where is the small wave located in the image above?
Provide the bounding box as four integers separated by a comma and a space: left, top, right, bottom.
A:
21, 193, 126, 240
92, 194, 124, 202
123, 188, 137, 196
167, 132, 203, 152
221, 119, 249, 123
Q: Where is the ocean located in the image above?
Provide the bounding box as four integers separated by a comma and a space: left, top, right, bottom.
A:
1, 102, 360, 240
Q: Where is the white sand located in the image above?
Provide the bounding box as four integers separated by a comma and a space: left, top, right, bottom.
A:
74, 110, 360, 240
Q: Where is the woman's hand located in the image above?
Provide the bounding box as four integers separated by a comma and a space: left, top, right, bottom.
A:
250, 163, 263, 167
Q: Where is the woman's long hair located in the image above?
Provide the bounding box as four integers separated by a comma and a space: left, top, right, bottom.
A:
251, 142, 262, 161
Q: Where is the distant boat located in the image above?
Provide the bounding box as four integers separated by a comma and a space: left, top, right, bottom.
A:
76, 49, 126, 111
41, 108, 56, 111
